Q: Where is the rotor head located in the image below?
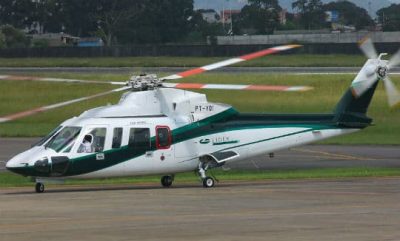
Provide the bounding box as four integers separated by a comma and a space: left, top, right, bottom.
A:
128, 74, 162, 91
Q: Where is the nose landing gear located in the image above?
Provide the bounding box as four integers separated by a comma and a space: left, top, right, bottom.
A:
198, 163, 215, 188
202, 176, 215, 188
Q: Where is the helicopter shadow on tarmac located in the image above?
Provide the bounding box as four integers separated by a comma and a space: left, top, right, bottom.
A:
2, 178, 361, 195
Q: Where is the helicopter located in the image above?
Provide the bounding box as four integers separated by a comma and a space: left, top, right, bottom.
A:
4, 39, 400, 193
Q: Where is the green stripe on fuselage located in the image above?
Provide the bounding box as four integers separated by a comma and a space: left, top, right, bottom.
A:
24, 108, 351, 177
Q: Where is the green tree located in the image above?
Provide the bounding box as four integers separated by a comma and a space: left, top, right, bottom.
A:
0, 0, 69, 34
236, 0, 281, 34
248, 0, 281, 9
1, 25, 30, 48
38, 0, 69, 33
323, 1, 373, 30
292, 0, 325, 29
91, 0, 142, 46
0, 0, 35, 29
377, 4, 400, 31
186, 10, 225, 43
61, 0, 99, 36
0, 31, 5, 48
118, 0, 194, 44
0, 0, 195, 45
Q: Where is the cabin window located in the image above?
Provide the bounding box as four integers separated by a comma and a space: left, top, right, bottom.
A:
78, 128, 107, 153
129, 128, 150, 151
156, 126, 171, 149
112, 128, 123, 149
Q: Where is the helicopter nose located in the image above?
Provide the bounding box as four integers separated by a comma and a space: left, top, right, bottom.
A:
6, 157, 31, 176
6, 158, 18, 173
6, 158, 18, 169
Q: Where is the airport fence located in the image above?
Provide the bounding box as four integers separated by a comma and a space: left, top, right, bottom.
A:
0, 42, 399, 57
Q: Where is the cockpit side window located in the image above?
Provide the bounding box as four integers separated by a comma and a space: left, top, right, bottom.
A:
112, 128, 123, 149
78, 128, 107, 153
45, 126, 81, 152
128, 128, 150, 152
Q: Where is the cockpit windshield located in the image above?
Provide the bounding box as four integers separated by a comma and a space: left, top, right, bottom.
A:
45, 126, 81, 152
33, 125, 63, 147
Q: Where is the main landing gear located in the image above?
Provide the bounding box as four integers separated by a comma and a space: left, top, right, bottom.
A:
35, 182, 45, 193
161, 175, 174, 188
198, 163, 215, 188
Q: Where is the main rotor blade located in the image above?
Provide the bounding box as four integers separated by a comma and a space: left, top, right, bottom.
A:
0, 86, 130, 123
383, 77, 400, 108
388, 49, 400, 69
0, 75, 126, 85
162, 82, 313, 92
162, 45, 302, 80
358, 37, 378, 59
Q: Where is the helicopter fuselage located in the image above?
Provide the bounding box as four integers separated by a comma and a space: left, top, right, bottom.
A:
6, 88, 361, 180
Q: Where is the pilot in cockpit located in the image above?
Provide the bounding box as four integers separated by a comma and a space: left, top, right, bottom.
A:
78, 134, 94, 153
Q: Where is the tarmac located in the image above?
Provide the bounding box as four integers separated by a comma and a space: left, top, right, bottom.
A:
1, 139, 400, 241
1, 178, 400, 241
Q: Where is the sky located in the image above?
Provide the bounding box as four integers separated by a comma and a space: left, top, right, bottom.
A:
194, 0, 400, 16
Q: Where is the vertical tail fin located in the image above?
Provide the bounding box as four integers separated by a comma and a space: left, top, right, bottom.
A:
334, 58, 387, 127
334, 80, 379, 116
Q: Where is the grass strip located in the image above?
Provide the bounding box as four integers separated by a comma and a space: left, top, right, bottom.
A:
1, 167, 400, 188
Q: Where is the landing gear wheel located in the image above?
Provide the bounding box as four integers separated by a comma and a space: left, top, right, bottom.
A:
161, 175, 173, 188
35, 182, 45, 193
202, 177, 215, 188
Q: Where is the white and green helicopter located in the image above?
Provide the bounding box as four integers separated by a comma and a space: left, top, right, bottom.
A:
4, 39, 400, 193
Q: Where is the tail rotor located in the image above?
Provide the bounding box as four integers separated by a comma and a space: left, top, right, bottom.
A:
388, 49, 400, 70
383, 76, 400, 108
359, 37, 378, 60
356, 37, 400, 108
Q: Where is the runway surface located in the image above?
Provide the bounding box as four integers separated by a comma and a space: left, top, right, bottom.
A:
1, 138, 399, 171
1, 178, 400, 241
1, 66, 400, 75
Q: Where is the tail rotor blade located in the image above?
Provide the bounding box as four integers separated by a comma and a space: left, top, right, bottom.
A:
0, 86, 130, 123
358, 37, 378, 59
388, 49, 400, 69
383, 77, 400, 108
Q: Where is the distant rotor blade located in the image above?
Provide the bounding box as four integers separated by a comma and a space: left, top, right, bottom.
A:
388, 49, 400, 69
383, 77, 400, 108
162, 44, 302, 80
162, 82, 313, 92
0, 75, 126, 85
0, 86, 130, 123
358, 37, 378, 59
